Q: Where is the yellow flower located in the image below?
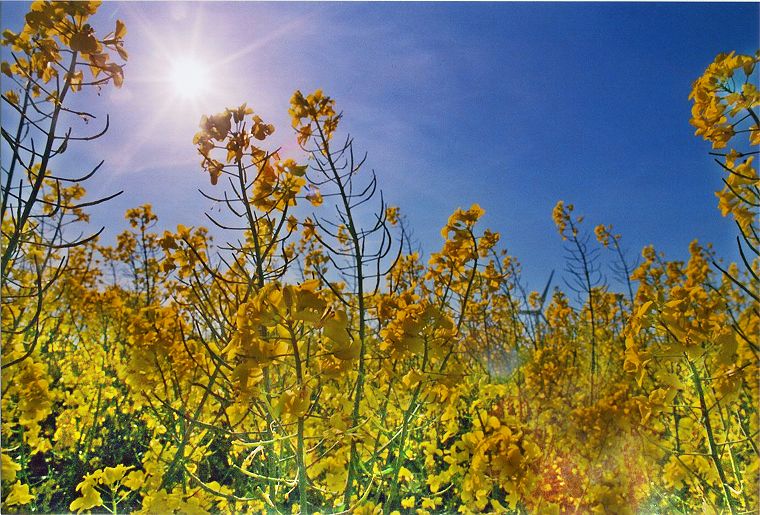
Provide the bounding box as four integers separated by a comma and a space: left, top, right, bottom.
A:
1, 454, 21, 483
4, 89, 18, 105
70, 480, 103, 513
5, 482, 34, 506
307, 188, 323, 207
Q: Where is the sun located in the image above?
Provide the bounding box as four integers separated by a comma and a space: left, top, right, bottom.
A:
168, 56, 208, 99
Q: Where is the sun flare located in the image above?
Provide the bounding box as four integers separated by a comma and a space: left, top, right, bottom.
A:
169, 56, 208, 99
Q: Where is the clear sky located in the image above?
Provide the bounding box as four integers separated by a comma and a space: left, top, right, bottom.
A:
1, 2, 758, 293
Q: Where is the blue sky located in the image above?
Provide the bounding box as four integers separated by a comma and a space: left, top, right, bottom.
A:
2, 2, 758, 293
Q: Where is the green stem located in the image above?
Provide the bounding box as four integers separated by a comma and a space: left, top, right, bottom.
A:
385, 342, 428, 513
290, 322, 309, 514
687, 357, 737, 514
2, 51, 77, 278
311, 119, 366, 508
1, 79, 32, 224
438, 230, 478, 373
236, 156, 277, 498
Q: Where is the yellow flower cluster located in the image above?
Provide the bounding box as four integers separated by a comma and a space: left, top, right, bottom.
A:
2, 14, 758, 514
689, 51, 760, 237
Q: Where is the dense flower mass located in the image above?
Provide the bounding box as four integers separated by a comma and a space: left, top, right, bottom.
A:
689, 51, 760, 236
1, 4, 759, 514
